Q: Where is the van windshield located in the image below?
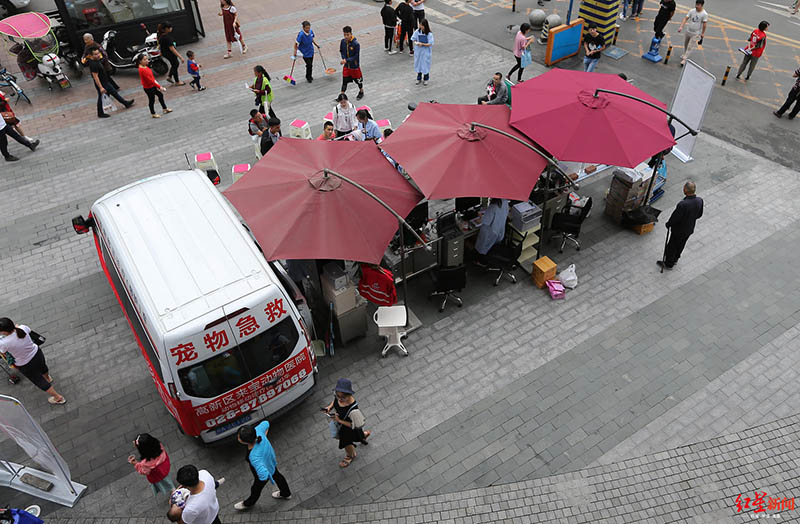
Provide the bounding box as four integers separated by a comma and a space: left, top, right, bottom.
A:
178, 317, 299, 399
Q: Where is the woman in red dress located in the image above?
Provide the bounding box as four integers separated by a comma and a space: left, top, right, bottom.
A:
219, 0, 248, 59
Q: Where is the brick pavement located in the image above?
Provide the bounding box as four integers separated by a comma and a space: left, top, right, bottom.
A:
46, 414, 800, 522
1, 0, 799, 522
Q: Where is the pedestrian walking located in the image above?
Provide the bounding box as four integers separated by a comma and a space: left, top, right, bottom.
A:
657, 181, 703, 271
250, 65, 276, 119
411, 0, 426, 23
340, 26, 365, 100
137, 53, 172, 118
260, 117, 281, 156
232, 422, 292, 511
507, 23, 534, 83
791, 0, 799, 14
478, 73, 508, 105
186, 51, 205, 91
677, 0, 708, 67
773, 67, 800, 120
381, 1, 398, 55
736, 21, 769, 80
0, 318, 64, 404
127, 433, 176, 496
170, 465, 222, 524
332, 93, 357, 136
322, 378, 371, 468
411, 19, 433, 85
80, 33, 118, 89
158, 23, 185, 85
396, 0, 415, 55
219, 0, 247, 58
293, 21, 318, 83
630, 0, 645, 20
618, 0, 630, 20
653, 0, 676, 39
1, 91, 38, 162
87, 46, 134, 118
583, 24, 606, 72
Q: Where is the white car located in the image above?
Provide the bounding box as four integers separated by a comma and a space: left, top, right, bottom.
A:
0, 0, 31, 18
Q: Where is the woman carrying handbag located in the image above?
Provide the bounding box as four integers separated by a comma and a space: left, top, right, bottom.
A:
322, 378, 371, 468
507, 23, 534, 83
0, 318, 65, 405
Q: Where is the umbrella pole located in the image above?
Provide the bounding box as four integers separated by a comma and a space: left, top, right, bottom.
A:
399, 220, 409, 327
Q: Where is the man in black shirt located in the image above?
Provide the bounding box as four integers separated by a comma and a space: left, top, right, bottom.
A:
87, 46, 133, 118
658, 181, 704, 270
260, 118, 282, 156
654, 0, 676, 40
395, 0, 415, 54
381, 1, 398, 54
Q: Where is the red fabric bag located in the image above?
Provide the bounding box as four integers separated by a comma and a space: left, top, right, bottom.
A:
358, 264, 397, 306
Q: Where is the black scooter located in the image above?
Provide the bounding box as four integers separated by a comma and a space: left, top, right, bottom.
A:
102, 23, 168, 75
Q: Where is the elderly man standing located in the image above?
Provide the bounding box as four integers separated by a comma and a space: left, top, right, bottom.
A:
478, 73, 508, 105
658, 181, 703, 270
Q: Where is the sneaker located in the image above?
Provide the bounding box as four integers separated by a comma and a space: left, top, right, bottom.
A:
223, 52, 232, 59
233, 501, 249, 511
272, 491, 292, 500
618, 12, 625, 19
388, 50, 397, 55
416, 78, 422, 85
98, 113, 111, 118
124, 100, 135, 108
356, 91, 364, 100
385, 48, 390, 53
745, 76, 751, 81
773, 111, 783, 118
4, 155, 19, 162
28, 139, 40, 151
217, 477, 225, 487
163, 108, 173, 114
423, 80, 428, 86
307, 78, 313, 83
735, 74, 741, 79
656, 260, 672, 270
409, 50, 414, 55
151, 113, 161, 118
198, 86, 206, 91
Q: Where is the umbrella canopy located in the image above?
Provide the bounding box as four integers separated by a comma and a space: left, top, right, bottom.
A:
510, 69, 676, 168
0, 12, 51, 39
380, 103, 548, 200
224, 139, 423, 264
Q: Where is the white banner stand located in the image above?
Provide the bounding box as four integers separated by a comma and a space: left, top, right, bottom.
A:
669, 60, 715, 163
0, 395, 86, 507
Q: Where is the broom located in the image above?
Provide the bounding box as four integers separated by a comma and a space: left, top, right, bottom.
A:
317, 46, 336, 75
283, 57, 296, 85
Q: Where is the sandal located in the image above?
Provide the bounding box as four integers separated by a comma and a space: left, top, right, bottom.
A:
223, 52, 232, 59
151, 114, 161, 118
163, 108, 173, 114
48, 396, 66, 405
362, 430, 371, 445
242, 45, 248, 55
339, 455, 355, 468
175, 81, 186, 86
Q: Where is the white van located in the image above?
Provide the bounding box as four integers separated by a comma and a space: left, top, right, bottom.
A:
72, 170, 317, 443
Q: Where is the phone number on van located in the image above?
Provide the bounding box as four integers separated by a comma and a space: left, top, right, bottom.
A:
194, 349, 313, 430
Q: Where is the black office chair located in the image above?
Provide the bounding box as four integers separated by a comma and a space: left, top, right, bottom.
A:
485, 231, 526, 286
429, 264, 466, 312
551, 197, 593, 253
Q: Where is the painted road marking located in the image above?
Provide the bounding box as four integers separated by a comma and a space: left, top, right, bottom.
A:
438, 0, 484, 16
425, 6, 459, 24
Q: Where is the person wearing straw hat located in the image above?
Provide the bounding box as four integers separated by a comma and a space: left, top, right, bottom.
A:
322, 378, 371, 468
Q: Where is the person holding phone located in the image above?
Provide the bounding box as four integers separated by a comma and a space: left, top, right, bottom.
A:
322, 378, 371, 468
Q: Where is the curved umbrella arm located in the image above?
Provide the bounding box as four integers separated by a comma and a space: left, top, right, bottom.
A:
592, 89, 699, 137
469, 122, 578, 190
322, 169, 432, 251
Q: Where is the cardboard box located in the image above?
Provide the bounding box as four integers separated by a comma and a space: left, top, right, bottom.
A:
532, 256, 557, 289
321, 277, 357, 314
322, 262, 348, 290
632, 223, 655, 235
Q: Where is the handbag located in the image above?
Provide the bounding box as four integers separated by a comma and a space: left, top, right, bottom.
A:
1, 112, 19, 126
520, 48, 532, 68
29, 330, 46, 346
327, 402, 358, 439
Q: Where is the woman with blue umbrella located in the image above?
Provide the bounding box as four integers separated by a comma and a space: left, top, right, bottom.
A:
411, 19, 433, 86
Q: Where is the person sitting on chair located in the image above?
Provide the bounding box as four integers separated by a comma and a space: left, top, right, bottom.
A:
474, 198, 509, 265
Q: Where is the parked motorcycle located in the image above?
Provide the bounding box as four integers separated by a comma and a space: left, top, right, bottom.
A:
0, 12, 71, 90
103, 23, 168, 76
53, 23, 83, 77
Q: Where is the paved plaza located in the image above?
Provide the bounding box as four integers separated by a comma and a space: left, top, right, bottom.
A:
1, 0, 800, 522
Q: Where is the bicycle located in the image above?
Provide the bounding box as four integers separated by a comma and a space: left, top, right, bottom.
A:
0, 68, 32, 105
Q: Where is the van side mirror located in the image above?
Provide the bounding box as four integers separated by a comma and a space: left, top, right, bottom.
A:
72, 215, 93, 234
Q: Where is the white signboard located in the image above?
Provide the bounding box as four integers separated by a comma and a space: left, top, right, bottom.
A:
669, 60, 715, 162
